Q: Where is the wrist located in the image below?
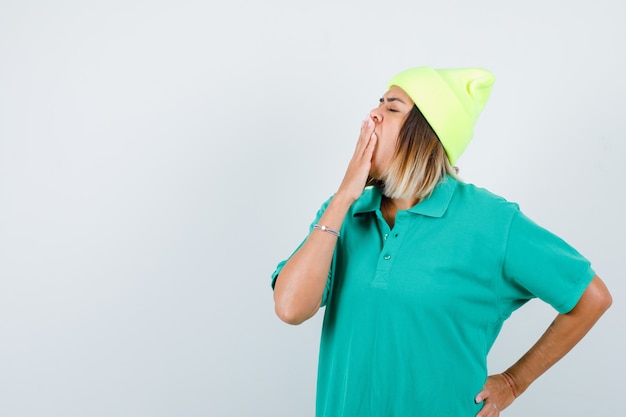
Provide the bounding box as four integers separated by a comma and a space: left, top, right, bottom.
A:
314, 192, 355, 234
501, 371, 518, 398
332, 190, 358, 207
503, 368, 530, 397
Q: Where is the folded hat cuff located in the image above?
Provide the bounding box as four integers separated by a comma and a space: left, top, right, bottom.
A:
388, 67, 473, 165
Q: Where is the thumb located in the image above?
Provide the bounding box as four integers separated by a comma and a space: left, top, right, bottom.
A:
474, 390, 486, 404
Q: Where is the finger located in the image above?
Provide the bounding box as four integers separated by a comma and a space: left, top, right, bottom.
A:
474, 390, 489, 417
475, 402, 499, 417
359, 117, 375, 139
474, 391, 485, 404
353, 132, 376, 169
364, 131, 377, 157
354, 118, 376, 156
364, 116, 375, 135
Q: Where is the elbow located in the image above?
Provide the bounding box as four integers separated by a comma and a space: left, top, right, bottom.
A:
272, 271, 323, 325
592, 276, 613, 314
273, 292, 319, 325
578, 275, 613, 318
274, 302, 309, 325
598, 288, 613, 313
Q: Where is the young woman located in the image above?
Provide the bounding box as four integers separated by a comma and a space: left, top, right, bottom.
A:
271, 66, 611, 417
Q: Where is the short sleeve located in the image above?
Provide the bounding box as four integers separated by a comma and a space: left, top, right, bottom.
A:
502, 211, 595, 314
270, 196, 335, 307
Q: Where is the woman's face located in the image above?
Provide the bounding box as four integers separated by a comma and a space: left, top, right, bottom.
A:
369, 85, 414, 179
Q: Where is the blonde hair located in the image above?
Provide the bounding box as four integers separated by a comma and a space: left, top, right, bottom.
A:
378, 105, 458, 200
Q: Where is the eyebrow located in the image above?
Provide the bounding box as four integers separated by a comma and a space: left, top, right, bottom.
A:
379, 97, 406, 104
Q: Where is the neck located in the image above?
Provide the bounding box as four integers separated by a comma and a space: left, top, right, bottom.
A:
383, 195, 420, 211
381, 195, 420, 228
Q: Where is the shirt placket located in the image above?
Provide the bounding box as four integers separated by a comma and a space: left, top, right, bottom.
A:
372, 211, 408, 288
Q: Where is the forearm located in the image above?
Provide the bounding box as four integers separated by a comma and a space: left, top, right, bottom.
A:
273, 192, 354, 325
274, 116, 378, 325
505, 275, 612, 396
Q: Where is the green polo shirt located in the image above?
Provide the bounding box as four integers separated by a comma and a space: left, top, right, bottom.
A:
272, 175, 595, 417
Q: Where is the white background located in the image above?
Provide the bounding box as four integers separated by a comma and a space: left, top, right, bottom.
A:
0, 1, 623, 416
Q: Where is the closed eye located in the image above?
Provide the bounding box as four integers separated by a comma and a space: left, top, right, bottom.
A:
380, 98, 401, 112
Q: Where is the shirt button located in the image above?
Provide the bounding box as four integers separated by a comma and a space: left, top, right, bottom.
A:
384, 233, 389, 240
383, 254, 391, 260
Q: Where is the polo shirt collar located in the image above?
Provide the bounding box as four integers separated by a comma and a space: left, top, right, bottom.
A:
352, 186, 382, 215
352, 175, 457, 218
407, 175, 457, 217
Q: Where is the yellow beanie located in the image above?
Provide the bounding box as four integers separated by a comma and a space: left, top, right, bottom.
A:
388, 66, 495, 165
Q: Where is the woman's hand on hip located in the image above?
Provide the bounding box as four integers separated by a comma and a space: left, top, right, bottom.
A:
336, 116, 377, 202
474, 373, 516, 417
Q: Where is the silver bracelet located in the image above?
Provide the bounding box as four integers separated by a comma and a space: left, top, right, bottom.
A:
313, 224, 340, 237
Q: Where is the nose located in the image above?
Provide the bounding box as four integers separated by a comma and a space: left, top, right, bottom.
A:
370, 108, 383, 123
